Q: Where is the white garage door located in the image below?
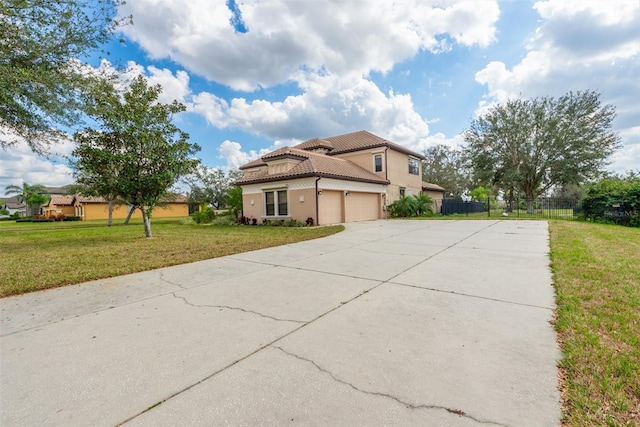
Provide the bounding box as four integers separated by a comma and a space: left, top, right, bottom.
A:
346, 192, 380, 222
319, 190, 343, 224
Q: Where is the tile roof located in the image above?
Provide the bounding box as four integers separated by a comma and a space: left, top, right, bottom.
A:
48, 195, 74, 206
422, 182, 446, 192
294, 137, 334, 151
235, 147, 389, 185
0, 196, 25, 209
237, 131, 424, 186
297, 130, 425, 159
75, 195, 107, 203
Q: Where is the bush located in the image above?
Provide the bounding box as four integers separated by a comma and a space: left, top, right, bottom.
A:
212, 214, 237, 226
62, 216, 82, 221
581, 175, 640, 227
388, 194, 433, 218
192, 207, 215, 224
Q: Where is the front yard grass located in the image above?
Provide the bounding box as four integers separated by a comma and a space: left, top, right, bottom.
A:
0, 218, 343, 297
549, 220, 640, 426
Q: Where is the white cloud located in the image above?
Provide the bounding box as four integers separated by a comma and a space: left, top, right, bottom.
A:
146, 66, 191, 104
118, 0, 500, 91
0, 141, 74, 189
476, 1, 639, 102
473, 0, 640, 173
194, 72, 431, 148
217, 140, 281, 170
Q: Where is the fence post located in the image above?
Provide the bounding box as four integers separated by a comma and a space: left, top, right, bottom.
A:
487, 197, 490, 217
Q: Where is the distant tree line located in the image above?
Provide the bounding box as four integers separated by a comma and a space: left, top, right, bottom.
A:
422, 90, 624, 215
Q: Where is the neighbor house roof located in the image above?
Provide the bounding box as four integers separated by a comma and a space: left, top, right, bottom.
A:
44, 186, 73, 195
0, 196, 25, 209
295, 130, 425, 159
236, 147, 389, 186
47, 195, 74, 206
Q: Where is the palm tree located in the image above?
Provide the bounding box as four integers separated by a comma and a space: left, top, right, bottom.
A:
413, 194, 434, 216
4, 183, 49, 216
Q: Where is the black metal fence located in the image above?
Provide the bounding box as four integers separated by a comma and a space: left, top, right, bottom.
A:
438, 199, 486, 215
436, 197, 581, 219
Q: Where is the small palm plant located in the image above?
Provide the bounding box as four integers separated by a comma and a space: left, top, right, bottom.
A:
389, 195, 417, 217
413, 193, 434, 216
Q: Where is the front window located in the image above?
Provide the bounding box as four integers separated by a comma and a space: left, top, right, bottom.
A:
408, 158, 419, 175
264, 189, 288, 216
374, 154, 383, 172
265, 192, 275, 215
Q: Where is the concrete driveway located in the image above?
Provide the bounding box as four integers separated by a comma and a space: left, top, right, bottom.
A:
0, 220, 561, 426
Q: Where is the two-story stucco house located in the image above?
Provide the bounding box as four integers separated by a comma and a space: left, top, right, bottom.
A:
236, 130, 444, 225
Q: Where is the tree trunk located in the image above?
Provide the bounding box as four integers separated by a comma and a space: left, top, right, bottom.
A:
142, 208, 152, 238
124, 205, 135, 224
526, 199, 535, 214
107, 200, 114, 227
526, 188, 535, 214
507, 187, 515, 212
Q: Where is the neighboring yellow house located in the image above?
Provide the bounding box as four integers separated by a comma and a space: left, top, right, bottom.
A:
73, 195, 191, 221
236, 130, 446, 225
43, 195, 76, 218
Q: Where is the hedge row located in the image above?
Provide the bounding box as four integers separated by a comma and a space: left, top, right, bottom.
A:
581, 177, 640, 227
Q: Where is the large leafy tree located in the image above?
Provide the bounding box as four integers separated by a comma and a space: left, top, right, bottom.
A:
71, 75, 200, 237
464, 90, 620, 212
185, 166, 242, 210
0, 0, 129, 154
422, 145, 470, 199
4, 182, 48, 216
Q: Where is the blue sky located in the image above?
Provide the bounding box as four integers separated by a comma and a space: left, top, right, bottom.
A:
1, 0, 638, 189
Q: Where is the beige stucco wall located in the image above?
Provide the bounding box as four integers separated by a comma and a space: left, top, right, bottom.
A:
335, 149, 386, 180
336, 148, 422, 205
240, 178, 319, 224
423, 190, 444, 202
240, 177, 386, 225
290, 188, 317, 223
242, 193, 262, 221
44, 204, 75, 217
385, 149, 423, 203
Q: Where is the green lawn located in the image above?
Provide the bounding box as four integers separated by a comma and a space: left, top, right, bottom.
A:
0, 218, 343, 297
549, 221, 640, 426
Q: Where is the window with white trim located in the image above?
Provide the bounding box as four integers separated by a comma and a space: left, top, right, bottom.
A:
264, 189, 288, 216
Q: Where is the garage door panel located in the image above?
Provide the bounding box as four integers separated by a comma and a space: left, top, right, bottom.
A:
347, 192, 379, 222
319, 191, 343, 225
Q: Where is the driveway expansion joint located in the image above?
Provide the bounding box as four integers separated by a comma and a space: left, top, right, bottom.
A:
387, 282, 555, 311
272, 346, 509, 427
171, 293, 306, 324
